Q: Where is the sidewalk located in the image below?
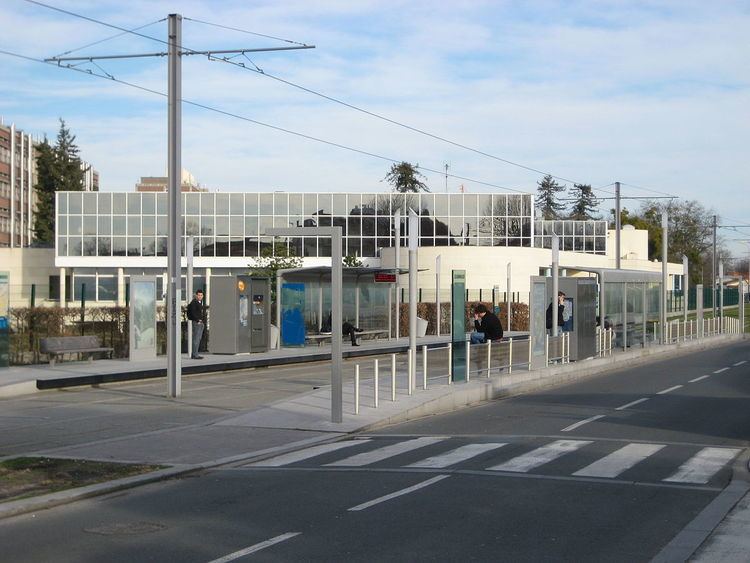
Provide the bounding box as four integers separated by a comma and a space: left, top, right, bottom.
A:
0, 332, 747, 561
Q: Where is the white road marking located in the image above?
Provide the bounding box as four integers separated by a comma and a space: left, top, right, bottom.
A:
249, 440, 370, 467
656, 385, 683, 395
573, 443, 665, 478
689, 375, 710, 383
733, 360, 747, 366
486, 440, 592, 472
615, 398, 649, 410
206, 532, 300, 563
326, 436, 447, 467
348, 475, 450, 511
664, 447, 742, 484
560, 415, 606, 432
713, 367, 730, 374
406, 443, 507, 468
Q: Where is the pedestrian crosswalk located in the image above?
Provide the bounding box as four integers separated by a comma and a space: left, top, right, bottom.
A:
249, 437, 742, 486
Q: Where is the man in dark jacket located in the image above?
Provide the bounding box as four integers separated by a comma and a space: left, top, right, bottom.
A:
187, 289, 205, 359
546, 291, 565, 335
470, 303, 503, 344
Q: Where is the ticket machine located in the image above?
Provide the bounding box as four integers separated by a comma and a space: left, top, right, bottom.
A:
209, 275, 270, 354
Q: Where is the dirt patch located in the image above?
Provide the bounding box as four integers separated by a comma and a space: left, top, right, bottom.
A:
0, 457, 164, 502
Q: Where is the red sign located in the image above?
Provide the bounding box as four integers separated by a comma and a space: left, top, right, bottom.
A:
374, 273, 397, 283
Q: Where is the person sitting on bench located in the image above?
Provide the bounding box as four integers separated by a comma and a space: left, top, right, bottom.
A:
321, 312, 363, 345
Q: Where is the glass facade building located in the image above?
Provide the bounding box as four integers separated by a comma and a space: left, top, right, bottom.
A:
55, 191, 606, 260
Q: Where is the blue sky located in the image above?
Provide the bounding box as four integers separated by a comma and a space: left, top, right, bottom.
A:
1, 0, 749, 257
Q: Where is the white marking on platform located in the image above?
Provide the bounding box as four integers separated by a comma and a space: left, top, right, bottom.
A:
348, 475, 450, 511
206, 532, 300, 562
616, 398, 649, 410
573, 443, 665, 478
486, 440, 592, 473
664, 447, 742, 484
561, 415, 605, 432
713, 367, 730, 374
657, 385, 683, 395
326, 437, 447, 467
406, 443, 507, 468
733, 360, 747, 366
689, 375, 710, 383
249, 440, 370, 467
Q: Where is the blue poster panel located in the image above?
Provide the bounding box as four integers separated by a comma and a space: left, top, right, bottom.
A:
281, 282, 306, 346
0, 271, 8, 368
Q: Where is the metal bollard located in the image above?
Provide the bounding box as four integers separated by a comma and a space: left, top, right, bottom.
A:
448, 343, 453, 384
407, 349, 413, 396
374, 359, 379, 408
545, 334, 549, 366
508, 338, 513, 374
391, 353, 396, 401
487, 340, 492, 378
528, 335, 533, 370
422, 345, 427, 390
465, 340, 471, 382
354, 365, 360, 415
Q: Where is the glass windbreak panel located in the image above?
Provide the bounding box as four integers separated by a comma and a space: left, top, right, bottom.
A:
69, 192, 82, 214
318, 237, 331, 257
83, 216, 97, 235
69, 216, 82, 235
215, 237, 229, 256
347, 216, 361, 236
362, 238, 376, 257
289, 193, 303, 215
289, 237, 302, 257
200, 237, 214, 256
259, 236, 273, 256
157, 237, 168, 256
362, 216, 375, 236
522, 218, 531, 237
142, 193, 156, 214
185, 193, 200, 214
127, 193, 141, 214
69, 236, 82, 256
604, 282, 624, 347
201, 193, 215, 215
522, 194, 532, 216
229, 238, 244, 256
58, 237, 67, 256
98, 193, 111, 214
627, 282, 644, 347
244, 237, 259, 257
230, 193, 244, 215
212, 193, 227, 215
595, 236, 606, 254
245, 193, 258, 215
595, 222, 606, 235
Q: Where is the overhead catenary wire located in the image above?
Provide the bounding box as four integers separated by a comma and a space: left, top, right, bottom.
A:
52, 18, 167, 58
0, 47, 533, 195
619, 182, 679, 199
24, 0, 613, 194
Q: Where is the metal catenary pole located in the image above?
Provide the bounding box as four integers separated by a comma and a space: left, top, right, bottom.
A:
167, 13, 182, 398
186, 235, 194, 358
661, 211, 668, 344
408, 208, 418, 392
712, 214, 717, 316
615, 181, 621, 270
682, 254, 688, 324
394, 208, 401, 339
551, 234, 559, 338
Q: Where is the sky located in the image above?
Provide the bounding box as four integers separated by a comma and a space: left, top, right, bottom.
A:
1, 0, 749, 258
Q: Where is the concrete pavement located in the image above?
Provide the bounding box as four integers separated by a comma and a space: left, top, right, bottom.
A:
0, 332, 747, 559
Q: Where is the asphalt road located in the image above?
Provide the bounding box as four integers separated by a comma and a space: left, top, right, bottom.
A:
1, 341, 748, 562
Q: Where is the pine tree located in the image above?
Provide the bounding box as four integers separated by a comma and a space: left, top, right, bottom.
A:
32, 138, 57, 245
33, 119, 87, 245
535, 174, 566, 219
568, 183, 599, 220
384, 162, 429, 193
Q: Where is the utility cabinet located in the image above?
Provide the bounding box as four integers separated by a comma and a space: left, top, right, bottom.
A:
209, 276, 270, 354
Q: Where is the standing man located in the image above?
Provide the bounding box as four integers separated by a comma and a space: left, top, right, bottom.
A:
470, 303, 503, 344
546, 291, 566, 335
187, 289, 205, 359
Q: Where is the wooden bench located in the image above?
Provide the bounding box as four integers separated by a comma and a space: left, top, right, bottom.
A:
40, 336, 114, 366
305, 329, 390, 347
